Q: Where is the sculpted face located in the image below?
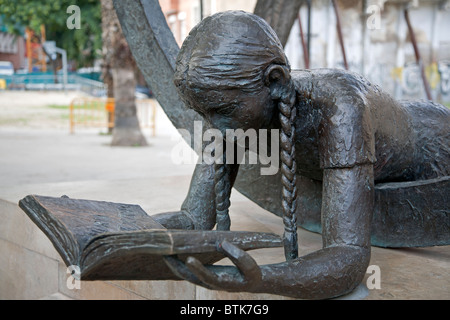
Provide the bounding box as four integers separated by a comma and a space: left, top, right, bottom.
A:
187, 85, 275, 136
173, 11, 293, 150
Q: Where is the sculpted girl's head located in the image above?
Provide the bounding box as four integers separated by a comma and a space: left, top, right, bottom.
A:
175, 12, 299, 248
174, 10, 292, 132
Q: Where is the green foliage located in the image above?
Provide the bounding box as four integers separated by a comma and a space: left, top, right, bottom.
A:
0, 0, 102, 67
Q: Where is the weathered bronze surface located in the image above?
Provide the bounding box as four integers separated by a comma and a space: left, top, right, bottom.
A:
19, 195, 282, 281
18, 2, 449, 300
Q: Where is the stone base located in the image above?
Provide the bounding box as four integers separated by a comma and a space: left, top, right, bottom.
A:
1, 190, 449, 300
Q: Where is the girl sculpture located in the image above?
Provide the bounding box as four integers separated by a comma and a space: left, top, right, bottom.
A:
152, 11, 449, 299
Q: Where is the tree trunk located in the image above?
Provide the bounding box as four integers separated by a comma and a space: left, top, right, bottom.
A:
111, 68, 147, 146
101, 0, 147, 146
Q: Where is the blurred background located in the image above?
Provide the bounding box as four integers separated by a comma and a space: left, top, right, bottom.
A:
1, 0, 449, 108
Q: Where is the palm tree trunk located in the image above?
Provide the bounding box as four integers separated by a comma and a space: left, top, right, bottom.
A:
101, 0, 147, 146
111, 67, 147, 146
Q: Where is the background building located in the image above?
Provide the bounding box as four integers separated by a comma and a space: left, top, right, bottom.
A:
284, 0, 450, 102
159, 0, 450, 103
0, 20, 26, 72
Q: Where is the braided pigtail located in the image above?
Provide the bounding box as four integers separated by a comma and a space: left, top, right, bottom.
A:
278, 80, 298, 260
214, 143, 232, 231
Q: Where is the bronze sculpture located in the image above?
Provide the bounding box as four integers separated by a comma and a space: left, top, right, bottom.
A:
152, 11, 450, 299
19, 4, 449, 300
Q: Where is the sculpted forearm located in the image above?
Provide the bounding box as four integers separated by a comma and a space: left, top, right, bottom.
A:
321, 165, 374, 248
166, 164, 376, 299
254, 164, 375, 299
257, 245, 370, 299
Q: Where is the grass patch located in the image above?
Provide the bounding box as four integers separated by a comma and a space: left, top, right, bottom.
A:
47, 104, 105, 110
444, 102, 450, 109
47, 104, 70, 110
0, 117, 29, 125
47, 103, 107, 121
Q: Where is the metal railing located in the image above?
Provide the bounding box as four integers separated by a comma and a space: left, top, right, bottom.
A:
69, 97, 113, 134
136, 99, 157, 136
3, 74, 107, 96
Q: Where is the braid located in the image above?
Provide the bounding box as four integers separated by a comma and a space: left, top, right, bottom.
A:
278, 81, 298, 260
214, 143, 232, 231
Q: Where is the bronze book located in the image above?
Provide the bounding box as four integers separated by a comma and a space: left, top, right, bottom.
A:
19, 195, 282, 281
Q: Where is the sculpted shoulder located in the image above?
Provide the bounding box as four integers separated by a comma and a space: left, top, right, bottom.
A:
292, 69, 378, 169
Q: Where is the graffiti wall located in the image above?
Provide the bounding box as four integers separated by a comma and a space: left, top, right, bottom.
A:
284, 0, 450, 103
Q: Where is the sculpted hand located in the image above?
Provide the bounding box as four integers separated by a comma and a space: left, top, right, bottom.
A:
164, 240, 262, 292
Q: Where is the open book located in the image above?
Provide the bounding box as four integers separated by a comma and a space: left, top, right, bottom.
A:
19, 195, 282, 281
